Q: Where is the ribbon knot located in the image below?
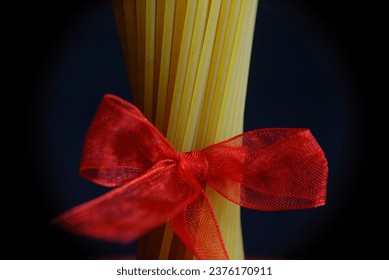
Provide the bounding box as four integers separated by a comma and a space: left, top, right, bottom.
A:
54, 94, 328, 260
178, 151, 209, 183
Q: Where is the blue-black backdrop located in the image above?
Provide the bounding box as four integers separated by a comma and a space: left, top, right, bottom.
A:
9, 0, 381, 259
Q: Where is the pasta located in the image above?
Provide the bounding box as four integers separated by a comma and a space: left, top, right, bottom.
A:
112, 0, 258, 259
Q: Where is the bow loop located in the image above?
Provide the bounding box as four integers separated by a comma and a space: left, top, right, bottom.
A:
204, 129, 328, 210
80, 94, 176, 187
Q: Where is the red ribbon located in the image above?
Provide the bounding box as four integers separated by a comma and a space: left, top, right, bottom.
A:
54, 94, 328, 260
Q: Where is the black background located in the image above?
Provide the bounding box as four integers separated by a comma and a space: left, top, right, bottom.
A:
6, 0, 383, 259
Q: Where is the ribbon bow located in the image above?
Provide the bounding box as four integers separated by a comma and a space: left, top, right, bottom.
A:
54, 94, 327, 260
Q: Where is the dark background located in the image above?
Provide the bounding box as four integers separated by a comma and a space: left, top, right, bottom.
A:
6, 0, 383, 259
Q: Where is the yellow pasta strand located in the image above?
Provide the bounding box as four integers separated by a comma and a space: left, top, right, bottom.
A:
166, 0, 198, 141
135, 0, 146, 110
153, 0, 165, 123
113, 0, 140, 104
143, 0, 156, 120
204, 0, 241, 146
164, 0, 188, 134
172, 0, 210, 151
195, 0, 231, 149
182, 0, 222, 151
111, 1, 132, 89
155, 0, 175, 132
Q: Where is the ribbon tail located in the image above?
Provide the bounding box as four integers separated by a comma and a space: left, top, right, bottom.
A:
53, 161, 199, 243
170, 192, 229, 260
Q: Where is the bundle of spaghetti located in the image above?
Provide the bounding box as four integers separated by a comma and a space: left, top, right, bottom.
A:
112, 0, 258, 259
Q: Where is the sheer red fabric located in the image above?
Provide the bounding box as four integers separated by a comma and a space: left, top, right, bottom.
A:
54, 94, 328, 260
